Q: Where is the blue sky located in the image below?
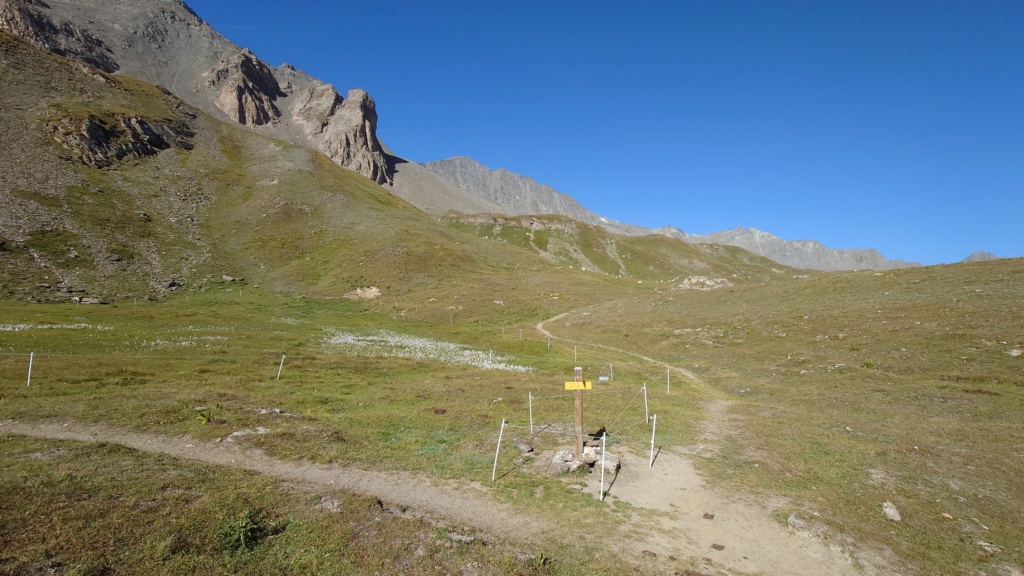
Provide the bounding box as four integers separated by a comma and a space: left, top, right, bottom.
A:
186, 1, 1023, 265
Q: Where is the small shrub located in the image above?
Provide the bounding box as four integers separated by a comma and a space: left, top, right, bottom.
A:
218, 508, 280, 553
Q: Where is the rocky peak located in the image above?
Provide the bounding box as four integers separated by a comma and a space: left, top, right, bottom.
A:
207, 48, 284, 126
963, 251, 998, 263
312, 88, 391, 185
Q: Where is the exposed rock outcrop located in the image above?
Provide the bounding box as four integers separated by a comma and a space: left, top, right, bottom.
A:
46, 112, 194, 168
207, 48, 283, 126
317, 89, 391, 185
0, 0, 118, 72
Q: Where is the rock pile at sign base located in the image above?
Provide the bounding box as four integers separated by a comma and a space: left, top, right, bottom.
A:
549, 442, 620, 476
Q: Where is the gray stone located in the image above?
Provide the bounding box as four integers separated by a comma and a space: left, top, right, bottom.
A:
787, 513, 811, 533
882, 501, 902, 522
551, 449, 574, 464
511, 438, 533, 454
313, 495, 342, 513
597, 453, 620, 474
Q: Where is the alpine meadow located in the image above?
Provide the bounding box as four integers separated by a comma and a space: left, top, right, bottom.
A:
1, 1, 1022, 575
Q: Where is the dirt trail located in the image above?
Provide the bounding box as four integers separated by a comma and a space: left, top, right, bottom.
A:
535, 312, 703, 383
0, 419, 551, 544
3, 418, 864, 576
0, 311, 874, 576
534, 311, 872, 575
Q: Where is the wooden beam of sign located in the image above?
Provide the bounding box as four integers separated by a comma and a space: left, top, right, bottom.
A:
564, 381, 593, 390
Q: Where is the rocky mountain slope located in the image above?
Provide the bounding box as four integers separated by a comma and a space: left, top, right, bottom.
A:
1, 0, 919, 272
0, 0, 391, 184
0, 28, 792, 304
423, 157, 647, 237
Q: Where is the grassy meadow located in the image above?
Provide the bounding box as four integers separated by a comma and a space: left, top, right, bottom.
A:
547, 258, 1024, 574
2, 259, 1021, 574
0, 290, 701, 574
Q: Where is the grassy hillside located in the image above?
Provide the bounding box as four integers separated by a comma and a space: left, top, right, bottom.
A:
445, 213, 796, 285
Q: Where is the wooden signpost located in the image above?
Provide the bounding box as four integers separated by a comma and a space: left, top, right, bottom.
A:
564, 366, 591, 458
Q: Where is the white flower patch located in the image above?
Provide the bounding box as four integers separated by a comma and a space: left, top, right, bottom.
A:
322, 329, 534, 372
272, 317, 304, 325
180, 325, 232, 332
138, 335, 228, 349
0, 323, 112, 332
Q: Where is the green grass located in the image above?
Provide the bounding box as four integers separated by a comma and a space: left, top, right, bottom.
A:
0, 293, 676, 573
0, 435, 601, 575
545, 259, 1024, 574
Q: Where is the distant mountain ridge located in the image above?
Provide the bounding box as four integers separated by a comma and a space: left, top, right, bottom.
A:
422, 157, 919, 271
422, 157, 647, 237
675, 227, 918, 271
1, 0, 922, 271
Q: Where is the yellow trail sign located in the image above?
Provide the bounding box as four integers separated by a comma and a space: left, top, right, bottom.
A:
564, 381, 593, 390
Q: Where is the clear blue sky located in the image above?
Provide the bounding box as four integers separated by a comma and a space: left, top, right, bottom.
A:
186, 0, 1023, 265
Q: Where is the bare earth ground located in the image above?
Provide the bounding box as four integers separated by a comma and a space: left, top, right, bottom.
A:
0, 312, 880, 575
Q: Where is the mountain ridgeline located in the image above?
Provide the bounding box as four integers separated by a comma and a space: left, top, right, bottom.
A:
0, 26, 794, 306
1, 0, 919, 277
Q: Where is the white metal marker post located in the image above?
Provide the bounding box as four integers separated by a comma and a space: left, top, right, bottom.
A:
643, 384, 649, 423
599, 432, 608, 501
276, 354, 286, 381
528, 392, 534, 434
649, 414, 658, 469
27, 352, 34, 387
491, 419, 506, 482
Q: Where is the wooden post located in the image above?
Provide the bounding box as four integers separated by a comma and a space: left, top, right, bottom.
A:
574, 366, 584, 458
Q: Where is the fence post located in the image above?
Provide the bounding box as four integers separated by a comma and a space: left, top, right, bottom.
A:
491, 419, 506, 482
599, 432, 608, 501
276, 354, 286, 381
643, 384, 649, 423
649, 414, 658, 469
528, 392, 534, 434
